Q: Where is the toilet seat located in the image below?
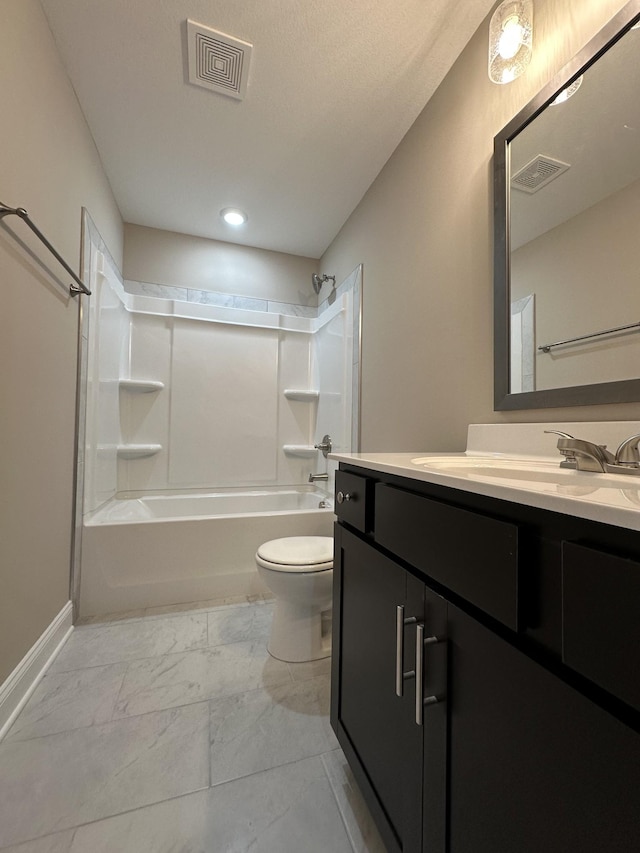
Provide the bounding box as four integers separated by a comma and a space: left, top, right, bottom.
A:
256, 536, 333, 573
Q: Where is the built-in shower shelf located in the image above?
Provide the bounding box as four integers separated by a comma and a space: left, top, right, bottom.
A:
117, 443, 162, 459
283, 445, 317, 458
283, 389, 320, 402
119, 379, 165, 393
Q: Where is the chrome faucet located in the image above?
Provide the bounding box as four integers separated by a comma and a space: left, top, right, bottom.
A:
546, 430, 640, 475
309, 472, 329, 482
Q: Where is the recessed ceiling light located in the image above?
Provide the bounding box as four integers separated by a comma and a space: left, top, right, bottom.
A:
220, 207, 247, 226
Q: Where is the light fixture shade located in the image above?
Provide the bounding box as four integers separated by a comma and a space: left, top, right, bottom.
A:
551, 74, 583, 105
488, 0, 533, 84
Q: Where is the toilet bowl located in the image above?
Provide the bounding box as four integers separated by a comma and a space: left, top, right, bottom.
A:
255, 536, 333, 663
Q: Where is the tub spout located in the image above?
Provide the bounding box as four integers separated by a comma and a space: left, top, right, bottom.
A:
309, 473, 329, 482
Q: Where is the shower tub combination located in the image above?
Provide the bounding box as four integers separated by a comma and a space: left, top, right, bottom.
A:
79, 236, 361, 621
80, 486, 333, 618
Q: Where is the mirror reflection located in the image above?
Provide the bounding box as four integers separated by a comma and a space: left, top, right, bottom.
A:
494, 0, 640, 410
506, 17, 640, 398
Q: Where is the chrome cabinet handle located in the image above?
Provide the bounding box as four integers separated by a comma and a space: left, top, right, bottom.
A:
395, 605, 416, 697
336, 491, 354, 504
415, 623, 439, 726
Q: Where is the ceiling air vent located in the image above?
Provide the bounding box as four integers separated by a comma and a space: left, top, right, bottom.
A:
187, 20, 252, 101
511, 155, 570, 194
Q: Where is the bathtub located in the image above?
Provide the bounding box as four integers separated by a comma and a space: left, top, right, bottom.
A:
80, 487, 334, 618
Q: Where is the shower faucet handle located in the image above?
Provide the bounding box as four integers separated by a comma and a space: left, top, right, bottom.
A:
314, 434, 332, 457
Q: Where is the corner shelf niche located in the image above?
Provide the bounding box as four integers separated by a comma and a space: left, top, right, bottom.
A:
117, 444, 162, 459
119, 379, 165, 393
283, 389, 319, 402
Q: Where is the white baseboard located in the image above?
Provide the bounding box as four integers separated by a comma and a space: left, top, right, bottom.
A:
0, 601, 74, 741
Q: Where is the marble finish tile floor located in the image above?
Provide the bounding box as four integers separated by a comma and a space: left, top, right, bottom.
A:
0, 598, 386, 853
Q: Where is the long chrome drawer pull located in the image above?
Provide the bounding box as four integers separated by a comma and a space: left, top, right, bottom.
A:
395, 605, 417, 697
415, 623, 439, 726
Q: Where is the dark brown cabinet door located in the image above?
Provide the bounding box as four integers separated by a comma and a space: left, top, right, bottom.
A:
447, 603, 640, 853
335, 526, 424, 853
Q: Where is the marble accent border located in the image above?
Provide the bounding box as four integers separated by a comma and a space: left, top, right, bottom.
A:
125, 280, 317, 318
122, 263, 362, 333
0, 602, 73, 742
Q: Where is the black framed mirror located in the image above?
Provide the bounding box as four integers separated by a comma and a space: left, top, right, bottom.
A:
494, 0, 640, 410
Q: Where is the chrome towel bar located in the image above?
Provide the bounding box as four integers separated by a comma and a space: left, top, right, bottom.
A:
538, 319, 640, 353
0, 202, 91, 296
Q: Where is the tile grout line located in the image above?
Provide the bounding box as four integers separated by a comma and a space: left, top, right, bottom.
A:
207, 746, 338, 792
4, 607, 295, 742
0, 783, 212, 852
7, 674, 323, 745
207, 696, 212, 790
0, 699, 213, 748
50, 630, 274, 676
0, 750, 343, 852
205, 610, 213, 790
77, 596, 269, 627
320, 751, 362, 853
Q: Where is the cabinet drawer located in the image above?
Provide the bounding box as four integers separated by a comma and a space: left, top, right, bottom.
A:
562, 541, 640, 712
335, 470, 374, 533
375, 484, 519, 630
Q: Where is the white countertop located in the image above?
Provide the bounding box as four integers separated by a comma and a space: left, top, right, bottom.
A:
330, 422, 640, 532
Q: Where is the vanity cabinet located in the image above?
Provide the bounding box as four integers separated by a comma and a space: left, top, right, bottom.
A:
336, 527, 425, 853
331, 466, 640, 853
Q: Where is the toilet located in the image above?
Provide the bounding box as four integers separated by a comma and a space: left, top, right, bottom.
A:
255, 536, 333, 663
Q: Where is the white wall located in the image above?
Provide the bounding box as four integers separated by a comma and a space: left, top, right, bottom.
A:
0, 0, 122, 682
92, 288, 358, 497
313, 299, 354, 459
116, 308, 318, 493
319, 0, 636, 453
84, 248, 129, 514
124, 224, 318, 306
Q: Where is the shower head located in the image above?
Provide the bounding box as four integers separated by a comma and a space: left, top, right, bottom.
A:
312, 273, 336, 294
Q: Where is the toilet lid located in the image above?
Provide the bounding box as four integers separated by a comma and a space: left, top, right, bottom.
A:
257, 536, 333, 567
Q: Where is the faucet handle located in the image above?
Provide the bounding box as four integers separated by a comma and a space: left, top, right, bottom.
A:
615, 432, 640, 465
314, 434, 332, 458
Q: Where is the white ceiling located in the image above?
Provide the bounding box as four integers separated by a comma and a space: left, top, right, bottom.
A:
40, 0, 496, 258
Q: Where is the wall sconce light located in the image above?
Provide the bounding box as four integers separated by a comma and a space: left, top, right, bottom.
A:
488, 0, 533, 84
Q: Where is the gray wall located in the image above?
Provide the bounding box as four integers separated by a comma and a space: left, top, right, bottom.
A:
320, 0, 635, 452
124, 224, 318, 306
0, 1, 122, 682
512, 177, 640, 391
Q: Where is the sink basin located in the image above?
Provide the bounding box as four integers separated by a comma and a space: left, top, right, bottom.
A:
412, 455, 552, 471
410, 455, 640, 492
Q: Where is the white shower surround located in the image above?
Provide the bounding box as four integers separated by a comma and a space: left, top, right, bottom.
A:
80, 237, 360, 617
